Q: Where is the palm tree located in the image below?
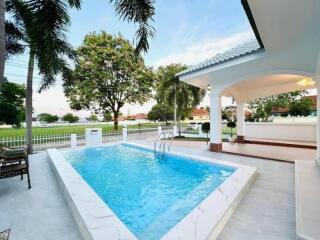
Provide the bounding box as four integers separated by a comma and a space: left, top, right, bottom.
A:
0, 0, 5, 91
6, 0, 81, 153
156, 64, 206, 136
4, 0, 155, 153
0, 0, 155, 91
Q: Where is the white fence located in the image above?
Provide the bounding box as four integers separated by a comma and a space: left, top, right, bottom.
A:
0, 131, 122, 152
245, 122, 316, 142
0, 125, 185, 152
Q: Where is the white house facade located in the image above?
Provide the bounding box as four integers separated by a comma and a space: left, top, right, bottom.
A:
177, 0, 320, 166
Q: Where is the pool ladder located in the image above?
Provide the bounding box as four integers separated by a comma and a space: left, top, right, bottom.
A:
154, 132, 175, 156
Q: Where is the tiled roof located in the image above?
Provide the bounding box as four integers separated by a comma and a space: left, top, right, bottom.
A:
177, 39, 262, 77
190, 108, 209, 116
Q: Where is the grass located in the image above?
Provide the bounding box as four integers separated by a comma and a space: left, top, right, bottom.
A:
0, 123, 236, 138
0, 123, 161, 138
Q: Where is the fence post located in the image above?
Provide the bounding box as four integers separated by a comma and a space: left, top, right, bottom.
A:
173, 125, 177, 137
158, 125, 162, 136
122, 126, 128, 141
71, 134, 77, 149
199, 124, 202, 136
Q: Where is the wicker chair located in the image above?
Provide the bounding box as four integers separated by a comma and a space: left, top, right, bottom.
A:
0, 147, 31, 189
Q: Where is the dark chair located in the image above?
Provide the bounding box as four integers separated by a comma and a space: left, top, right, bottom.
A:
0, 147, 31, 189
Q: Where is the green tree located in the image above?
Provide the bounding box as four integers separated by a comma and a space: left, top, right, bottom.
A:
248, 91, 305, 121
201, 122, 210, 144
3, 0, 156, 153
0, 79, 25, 127
289, 99, 313, 116
5, 0, 82, 153
62, 113, 79, 124
0, 0, 5, 91
88, 114, 99, 122
64, 32, 154, 130
38, 113, 59, 124
148, 103, 174, 125
227, 121, 236, 137
0, 0, 156, 90
103, 112, 113, 122
156, 64, 206, 135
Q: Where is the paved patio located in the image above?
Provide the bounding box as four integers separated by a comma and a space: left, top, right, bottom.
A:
170, 140, 316, 162
0, 142, 296, 240
0, 152, 82, 240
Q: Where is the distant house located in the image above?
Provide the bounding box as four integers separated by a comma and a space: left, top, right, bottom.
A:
125, 113, 148, 121
271, 95, 317, 117
188, 108, 210, 121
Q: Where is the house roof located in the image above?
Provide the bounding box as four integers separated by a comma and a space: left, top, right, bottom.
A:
190, 108, 209, 117
176, 39, 262, 78
134, 113, 148, 119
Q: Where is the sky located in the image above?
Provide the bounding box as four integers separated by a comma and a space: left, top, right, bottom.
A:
5, 0, 256, 118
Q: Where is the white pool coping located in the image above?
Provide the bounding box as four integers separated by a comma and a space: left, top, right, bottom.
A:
47, 142, 257, 240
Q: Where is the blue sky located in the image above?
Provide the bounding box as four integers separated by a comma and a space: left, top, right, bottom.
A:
5, 0, 255, 117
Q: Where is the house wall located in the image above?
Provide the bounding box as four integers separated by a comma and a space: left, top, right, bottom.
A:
245, 122, 316, 142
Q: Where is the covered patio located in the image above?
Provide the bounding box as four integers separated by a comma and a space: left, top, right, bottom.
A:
177, 0, 320, 161
177, 0, 320, 239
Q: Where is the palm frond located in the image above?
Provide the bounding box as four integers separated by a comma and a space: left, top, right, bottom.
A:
111, 0, 155, 53
5, 20, 25, 57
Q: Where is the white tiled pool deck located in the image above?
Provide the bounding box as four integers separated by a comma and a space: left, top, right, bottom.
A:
0, 142, 295, 240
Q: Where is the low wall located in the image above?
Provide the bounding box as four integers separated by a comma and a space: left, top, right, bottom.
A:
245, 122, 316, 142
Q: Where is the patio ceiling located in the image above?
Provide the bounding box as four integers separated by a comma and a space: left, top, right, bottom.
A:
222, 74, 316, 101
178, 0, 320, 100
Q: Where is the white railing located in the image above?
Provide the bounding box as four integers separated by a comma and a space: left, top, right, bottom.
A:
0, 131, 122, 152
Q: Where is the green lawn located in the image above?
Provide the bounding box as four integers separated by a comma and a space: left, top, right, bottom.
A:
0, 123, 161, 138
0, 123, 236, 138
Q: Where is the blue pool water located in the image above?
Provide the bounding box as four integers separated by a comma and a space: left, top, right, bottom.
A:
63, 144, 236, 240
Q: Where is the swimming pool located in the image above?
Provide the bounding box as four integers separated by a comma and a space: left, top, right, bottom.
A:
48, 143, 256, 240
63, 144, 236, 240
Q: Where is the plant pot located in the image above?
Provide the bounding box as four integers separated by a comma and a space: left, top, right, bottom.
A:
228, 136, 237, 143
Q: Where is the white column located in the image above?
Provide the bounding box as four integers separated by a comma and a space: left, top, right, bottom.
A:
210, 92, 222, 151
236, 101, 246, 143
317, 79, 320, 166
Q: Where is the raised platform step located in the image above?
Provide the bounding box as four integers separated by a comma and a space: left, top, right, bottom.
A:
295, 161, 320, 240
245, 138, 316, 149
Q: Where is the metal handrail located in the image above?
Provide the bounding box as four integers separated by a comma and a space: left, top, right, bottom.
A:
154, 132, 165, 152
162, 132, 174, 154
167, 133, 175, 151
154, 131, 175, 157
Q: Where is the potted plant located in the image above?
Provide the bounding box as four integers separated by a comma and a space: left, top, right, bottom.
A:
227, 121, 237, 143
201, 122, 210, 144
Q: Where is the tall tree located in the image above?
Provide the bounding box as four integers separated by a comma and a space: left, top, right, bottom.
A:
0, 78, 25, 127
0, 0, 155, 90
64, 32, 154, 129
148, 103, 173, 125
156, 64, 206, 135
0, 0, 5, 90
6, 0, 80, 153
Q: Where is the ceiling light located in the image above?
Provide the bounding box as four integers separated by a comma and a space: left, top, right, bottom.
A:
297, 78, 315, 86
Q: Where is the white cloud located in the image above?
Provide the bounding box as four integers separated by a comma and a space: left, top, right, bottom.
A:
153, 30, 255, 68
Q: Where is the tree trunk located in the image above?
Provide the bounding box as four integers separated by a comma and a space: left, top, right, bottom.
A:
178, 113, 182, 137
113, 111, 119, 130
0, 0, 5, 90
26, 52, 35, 154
